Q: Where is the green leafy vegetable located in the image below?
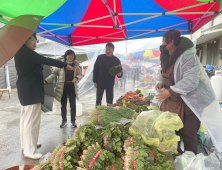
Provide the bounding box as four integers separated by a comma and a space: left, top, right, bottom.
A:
109, 64, 123, 76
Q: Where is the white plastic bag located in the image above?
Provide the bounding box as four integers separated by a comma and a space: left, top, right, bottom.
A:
174, 151, 221, 170
151, 88, 162, 108
39, 152, 51, 164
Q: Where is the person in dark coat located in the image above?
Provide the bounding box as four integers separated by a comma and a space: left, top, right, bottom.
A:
93, 43, 123, 106
14, 33, 73, 160
120, 69, 127, 87
133, 68, 136, 85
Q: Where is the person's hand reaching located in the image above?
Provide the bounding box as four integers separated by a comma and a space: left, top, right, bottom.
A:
155, 83, 163, 90
66, 65, 74, 70
72, 78, 78, 84
117, 72, 122, 77
156, 89, 171, 101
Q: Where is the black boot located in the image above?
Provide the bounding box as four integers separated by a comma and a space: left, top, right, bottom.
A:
60, 121, 67, 128
71, 121, 77, 128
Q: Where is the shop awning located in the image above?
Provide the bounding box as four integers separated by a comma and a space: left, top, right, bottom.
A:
197, 28, 222, 45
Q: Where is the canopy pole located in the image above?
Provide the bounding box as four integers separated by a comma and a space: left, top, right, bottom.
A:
74, 25, 113, 28
37, 26, 71, 34
0, 14, 11, 21
115, 15, 127, 38
128, 21, 189, 39
107, 5, 127, 38
117, 2, 215, 28
118, 12, 216, 15
114, 0, 116, 23
192, 14, 213, 21
38, 25, 70, 44
68, 34, 73, 46
127, 29, 189, 31
101, 0, 126, 38
40, 23, 70, 26
168, 1, 210, 13
110, 8, 127, 38
159, 21, 189, 30
102, 0, 118, 26
120, 15, 160, 27
72, 31, 123, 45
72, 37, 97, 45
193, 2, 217, 30
40, 15, 111, 26
71, 36, 125, 39
128, 30, 156, 39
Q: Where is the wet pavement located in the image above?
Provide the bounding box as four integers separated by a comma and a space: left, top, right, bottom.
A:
0, 79, 136, 169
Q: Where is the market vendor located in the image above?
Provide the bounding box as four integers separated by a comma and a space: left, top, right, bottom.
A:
156, 29, 201, 154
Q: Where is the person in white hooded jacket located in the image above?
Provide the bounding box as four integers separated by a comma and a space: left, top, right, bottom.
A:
156, 29, 222, 154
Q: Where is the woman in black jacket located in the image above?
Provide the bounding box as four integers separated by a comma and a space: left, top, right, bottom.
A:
14, 33, 73, 160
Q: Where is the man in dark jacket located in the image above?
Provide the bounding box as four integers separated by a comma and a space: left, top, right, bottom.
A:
93, 43, 122, 106
14, 34, 73, 160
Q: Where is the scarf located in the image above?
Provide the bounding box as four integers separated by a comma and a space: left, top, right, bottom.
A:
66, 60, 74, 65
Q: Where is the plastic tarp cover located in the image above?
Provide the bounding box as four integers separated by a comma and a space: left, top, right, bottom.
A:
174, 151, 221, 170
35, 40, 161, 114
78, 48, 105, 97
129, 110, 183, 155
170, 47, 222, 153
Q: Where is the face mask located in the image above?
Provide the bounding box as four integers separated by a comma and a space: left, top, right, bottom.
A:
160, 45, 169, 55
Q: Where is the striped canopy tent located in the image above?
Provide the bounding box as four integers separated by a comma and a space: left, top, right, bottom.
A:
0, 0, 221, 46
132, 43, 161, 60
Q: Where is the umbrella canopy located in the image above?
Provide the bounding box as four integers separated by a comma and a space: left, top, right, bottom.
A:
0, 15, 44, 67
127, 43, 161, 64
31, 0, 221, 46
0, 0, 66, 24
1, 1, 221, 46
122, 64, 131, 71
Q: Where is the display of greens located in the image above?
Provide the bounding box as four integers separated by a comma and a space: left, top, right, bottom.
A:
33, 93, 179, 170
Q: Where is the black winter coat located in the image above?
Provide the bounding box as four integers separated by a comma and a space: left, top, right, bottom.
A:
14, 46, 67, 106
93, 54, 122, 88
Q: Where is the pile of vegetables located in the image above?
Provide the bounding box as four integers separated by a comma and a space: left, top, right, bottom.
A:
89, 106, 137, 126
135, 89, 144, 97
110, 89, 149, 110
123, 134, 174, 170
78, 142, 115, 170
34, 107, 177, 170
135, 105, 149, 113
117, 95, 124, 102
73, 124, 103, 150
109, 64, 123, 76
88, 107, 123, 127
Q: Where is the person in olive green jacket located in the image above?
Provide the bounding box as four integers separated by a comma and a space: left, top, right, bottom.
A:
44, 50, 82, 128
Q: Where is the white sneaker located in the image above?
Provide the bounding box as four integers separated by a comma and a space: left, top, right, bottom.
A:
24, 153, 42, 159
